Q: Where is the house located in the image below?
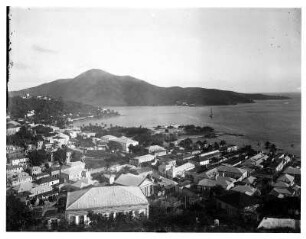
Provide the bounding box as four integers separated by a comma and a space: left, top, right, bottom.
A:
269, 187, 295, 198
198, 150, 221, 161
115, 173, 154, 197
215, 176, 236, 190
35, 172, 50, 180
49, 167, 61, 178
131, 154, 155, 166
29, 184, 53, 197
157, 155, 177, 176
80, 131, 96, 139
197, 178, 217, 192
242, 153, 268, 167
146, 145, 167, 156
217, 165, 248, 181
189, 156, 210, 167
6, 165, 23, 175
167, 162, 195, 179
8, 157, 29, 166
11, 173, 33, 186
6, 123, 21, 136
13, 182, 34, 194
216, 192, 260, 219
226, 145, 238, 153
110, 136, 139, 152
100, 135, 118, 143
283, 167, 301, 182
65, 186, 149, 224
152, 173, 178, 195
241, 176, 257, 186
231, 185, 258, 196
36, 176, 60, 187
61, 161, 88, 183
257, 218, 300, 231
276, 174, 294, 186
30, 166, 42, 176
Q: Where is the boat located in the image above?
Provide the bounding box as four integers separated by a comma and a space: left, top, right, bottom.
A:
209, 108, 213, 119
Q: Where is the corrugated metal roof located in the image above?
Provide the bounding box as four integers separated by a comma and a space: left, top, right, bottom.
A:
66, 186, 148, 211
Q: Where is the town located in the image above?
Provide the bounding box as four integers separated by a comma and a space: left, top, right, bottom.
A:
6, 98, 301, 232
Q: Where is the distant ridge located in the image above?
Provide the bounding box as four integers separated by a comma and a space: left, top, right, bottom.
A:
10, 69, 289, 107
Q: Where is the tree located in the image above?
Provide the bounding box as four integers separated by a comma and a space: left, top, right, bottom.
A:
6, 194, 37, 231
108, 141, 122, 152
28, 149, 50, 166
53, 148, 67, 165
265, 141, 271, 149
220, 140, 227, 146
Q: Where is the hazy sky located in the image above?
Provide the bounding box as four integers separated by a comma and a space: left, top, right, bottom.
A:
9, 8, 301, 93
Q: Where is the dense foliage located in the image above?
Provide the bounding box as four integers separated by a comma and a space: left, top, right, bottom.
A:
6, 126, 38, 149
6, 194, 37, 231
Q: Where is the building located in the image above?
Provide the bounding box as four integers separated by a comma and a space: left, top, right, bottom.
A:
11, 173, 33, 186
8, 157, 29, 166
231, 185, 258, 196
36, 176, 60, 187
61, 161, 88, 183
30, 166, 42, 176
65, 186, 149, 225
6, 165, 23, 175
167, 162, 195, 179
197, 178, 218, 192
217, 165, 248, 181
216, 192, 260, 220
146, 145, 167, 156
131, 154, 155, 166
110, 136, 139, 152
115, 173, 154, 197
257, 218, 300, 231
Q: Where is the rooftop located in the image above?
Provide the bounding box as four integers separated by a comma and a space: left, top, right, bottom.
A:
66, 186, 149, 211
115, 173, 147, 187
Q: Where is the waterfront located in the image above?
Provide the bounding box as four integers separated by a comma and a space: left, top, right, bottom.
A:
74, 93, 301, 156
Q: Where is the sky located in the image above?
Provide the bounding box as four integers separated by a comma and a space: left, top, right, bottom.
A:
9, 8, 301, 93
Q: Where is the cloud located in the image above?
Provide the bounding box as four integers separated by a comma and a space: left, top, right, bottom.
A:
32, 44, 58, 54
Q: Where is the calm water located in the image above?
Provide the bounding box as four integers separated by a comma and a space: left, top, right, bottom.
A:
74, 93, 301, 156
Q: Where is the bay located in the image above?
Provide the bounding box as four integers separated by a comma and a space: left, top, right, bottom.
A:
74, 93, 301, 156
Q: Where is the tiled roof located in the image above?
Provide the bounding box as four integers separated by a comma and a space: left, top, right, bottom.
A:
66, 186, 149, 211
115, 173, 146, 186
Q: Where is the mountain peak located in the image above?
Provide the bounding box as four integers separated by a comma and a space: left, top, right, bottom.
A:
76, 69, 112, 78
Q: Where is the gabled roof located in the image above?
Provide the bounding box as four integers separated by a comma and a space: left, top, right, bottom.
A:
257, 217, 299, 230
198, 178, 217, 187
273, 181, 290, 188
218, 165, 247, 175
216, 176, 235, 188
277, 174, 294, 184
242, 176, 257, 185
66, 186, 149, 211
115, 173, 146, 186
283, 166, 301, 175
231, 185, 257, 196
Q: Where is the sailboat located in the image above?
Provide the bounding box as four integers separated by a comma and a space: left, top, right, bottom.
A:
209, 108, 213, 119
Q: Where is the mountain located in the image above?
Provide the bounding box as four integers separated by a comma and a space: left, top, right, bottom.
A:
10, 69, 289, 107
